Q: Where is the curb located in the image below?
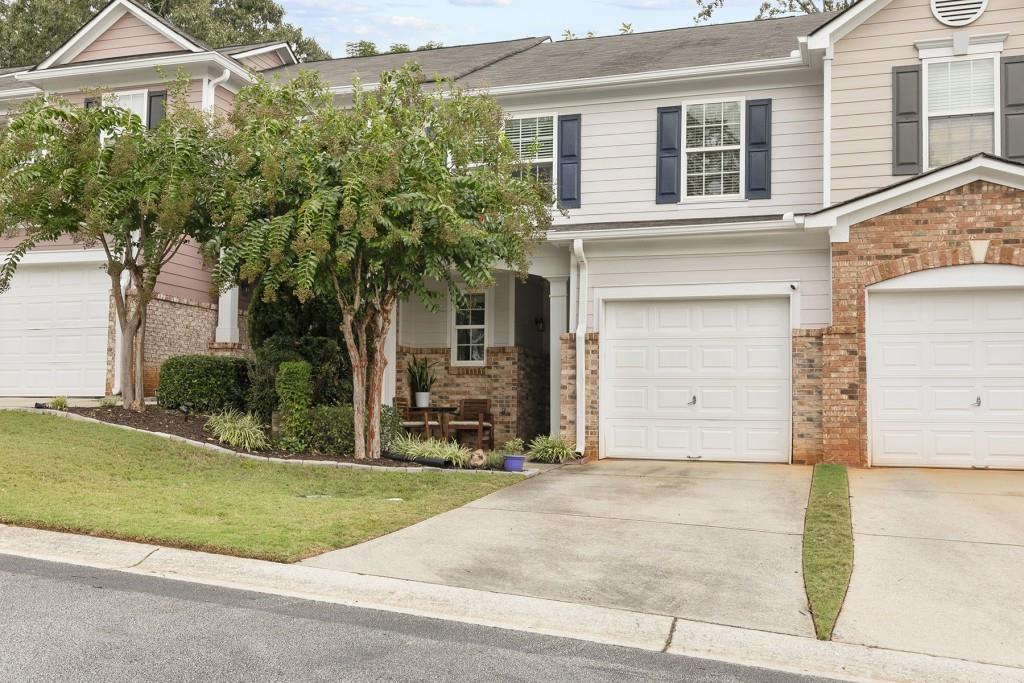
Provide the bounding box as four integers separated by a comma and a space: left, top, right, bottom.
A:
0, 408, 539, 478
0, 525, 1020, 683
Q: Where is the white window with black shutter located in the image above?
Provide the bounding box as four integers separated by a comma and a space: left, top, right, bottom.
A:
684, 100, 743, 199
923, 55, 998, 168
505, 114, 555, 186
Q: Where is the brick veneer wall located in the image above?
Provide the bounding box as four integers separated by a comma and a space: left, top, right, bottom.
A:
558, 332, 599, 457
792, 329, 824, 465
394, 345, 548, 447
104, 293, 250, 397
824, 180, 1024, 465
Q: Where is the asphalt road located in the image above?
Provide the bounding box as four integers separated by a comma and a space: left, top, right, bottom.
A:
0, 554, 839, 683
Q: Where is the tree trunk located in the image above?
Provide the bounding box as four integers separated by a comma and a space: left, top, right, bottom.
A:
365, 304, 393, 459
340, 310, 369, 460
119, 307, 146, 412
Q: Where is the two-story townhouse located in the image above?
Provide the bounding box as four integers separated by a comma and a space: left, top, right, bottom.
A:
3, 0, 1023, 470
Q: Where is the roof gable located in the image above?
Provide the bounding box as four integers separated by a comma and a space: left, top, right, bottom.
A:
807, 0, 896, 49
37, 0, 203, 70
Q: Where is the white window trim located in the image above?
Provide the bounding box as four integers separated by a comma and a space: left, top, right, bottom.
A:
449, 287, 493, 367
681, 96, 745, 203
922, 54, 1000, 170
505, 112, 558, 190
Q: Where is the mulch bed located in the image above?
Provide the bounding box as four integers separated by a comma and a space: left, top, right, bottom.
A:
67, 406, 422, 468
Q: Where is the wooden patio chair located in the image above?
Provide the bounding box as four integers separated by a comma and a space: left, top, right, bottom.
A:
448, 398, 494, 450
395, 396, 441, 439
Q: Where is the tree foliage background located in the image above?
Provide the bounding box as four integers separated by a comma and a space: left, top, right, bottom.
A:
0, 0, 329, 69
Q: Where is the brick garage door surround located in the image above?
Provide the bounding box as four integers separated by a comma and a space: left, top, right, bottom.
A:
823, 180, 1024, 466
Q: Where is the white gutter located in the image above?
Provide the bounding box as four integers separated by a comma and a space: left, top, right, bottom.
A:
572, 239, 588, 457
546, 217, 802, 242
17, 52, 252, 86
205, 68, 230, 113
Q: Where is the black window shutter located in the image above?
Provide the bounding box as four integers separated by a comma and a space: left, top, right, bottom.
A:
557, 114, 581, 209
892, 65, 922, 175
745, 99, 772, 199
83, 97, 98, 109
1002, 57, 1024, 162
656, 106, 681, 204
147, 91, 167, 129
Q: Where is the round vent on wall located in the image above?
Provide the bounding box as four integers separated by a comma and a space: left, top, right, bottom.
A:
930, 0, 988, 26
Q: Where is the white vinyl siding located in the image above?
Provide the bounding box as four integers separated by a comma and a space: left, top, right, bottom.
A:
684, 100, 742, 198
452, 292, 487, 364
500, 75, 823, 223
924, 56, 997, 167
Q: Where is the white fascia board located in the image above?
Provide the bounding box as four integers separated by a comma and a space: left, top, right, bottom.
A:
327, 54, 809, 96
545, 217, 802, 242
806, 0, 890, 51
38, 0, 203, 71
231, 43, 297, 66
17, 52, 253, 90
801, 157, 1024, 242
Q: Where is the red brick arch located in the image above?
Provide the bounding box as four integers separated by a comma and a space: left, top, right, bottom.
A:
862, 244, 1024, 290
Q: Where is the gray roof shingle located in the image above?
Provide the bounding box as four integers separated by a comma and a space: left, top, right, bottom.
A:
266, 37, 548, 88
460, 13, 837, 89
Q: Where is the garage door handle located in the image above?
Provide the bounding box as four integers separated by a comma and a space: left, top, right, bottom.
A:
971, 396, 981, 407
688, 396, 697, 406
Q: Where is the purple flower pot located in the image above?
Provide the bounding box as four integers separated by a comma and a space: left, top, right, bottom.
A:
503, 454, 526, 472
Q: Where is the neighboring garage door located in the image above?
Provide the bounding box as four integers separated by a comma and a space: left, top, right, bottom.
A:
0, 260, 109, 396
868, 288, 1024, 469
601, 297, 791, 462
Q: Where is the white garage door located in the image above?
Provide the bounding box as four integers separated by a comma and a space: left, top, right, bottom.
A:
868, 288, 1024, 469
601, 297, 791, 462
0, 260, 109, 396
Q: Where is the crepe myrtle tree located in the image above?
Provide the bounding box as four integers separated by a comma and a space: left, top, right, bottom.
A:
0, 77, 226, 411
212, 64, 554, 460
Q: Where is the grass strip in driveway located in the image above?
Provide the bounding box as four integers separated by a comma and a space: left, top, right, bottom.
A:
802, 463, 854, 640
0, 412, 518, 563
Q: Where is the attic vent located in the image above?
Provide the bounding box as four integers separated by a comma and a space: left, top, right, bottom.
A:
930, 0, 988, 26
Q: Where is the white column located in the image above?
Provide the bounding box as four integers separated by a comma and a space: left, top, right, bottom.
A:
383, 304, 398, 406
215, 286, 240, 344
546, 276, 569, 436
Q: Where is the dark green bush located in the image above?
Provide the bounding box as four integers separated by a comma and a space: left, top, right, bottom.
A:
276, 361, 313, 450
247, 282, 343, 348
307, 403, 406, 457
158, 355, 249, 412
246, 334, 350, 421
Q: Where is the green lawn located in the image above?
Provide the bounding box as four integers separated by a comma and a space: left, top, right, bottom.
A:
802, 463, 855, 640
0, 412, 518, 562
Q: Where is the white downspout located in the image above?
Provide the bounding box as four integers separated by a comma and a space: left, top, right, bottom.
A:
572, 239, 588, 457
206, 69, 230, 113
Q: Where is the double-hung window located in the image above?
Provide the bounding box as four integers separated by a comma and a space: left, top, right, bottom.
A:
452, 291, 487, 365
505, 115, 555, 185
684, 100, 742, 198
925, 56, 996, 167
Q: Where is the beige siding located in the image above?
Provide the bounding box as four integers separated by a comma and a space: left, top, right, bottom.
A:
71, 12, 182, 64
830, 0, 1024, 203
500, 72, 824, 226
581, 232, 831, 331
0, 232, 84, 252
156, 238, 213, 303
238, 51, 285, 71
61, 80, 204, 110
400, 272, 519, 348
214, 86, 234, 116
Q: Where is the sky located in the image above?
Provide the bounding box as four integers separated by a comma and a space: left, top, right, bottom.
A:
278, 0, 767, 59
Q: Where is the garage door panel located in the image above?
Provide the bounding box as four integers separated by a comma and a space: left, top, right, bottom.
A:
0, 261, 108, 397
869, 287, 1024, 469
603, 297, 791, 462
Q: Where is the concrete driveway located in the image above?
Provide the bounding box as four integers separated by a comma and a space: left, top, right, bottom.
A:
833, 468, 1024, 668
305, 460, 816, 637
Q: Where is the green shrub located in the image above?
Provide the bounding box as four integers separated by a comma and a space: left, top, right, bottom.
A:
275, 361, 313, 451
49, 396, 68, 411
246, 334, 350, 422
380, 405, 404, 454
391, 434, 472, 468
485, 451, 506, 470
98, 395, 119, 408
527, 435, 578, 463
158, 355, 249, 413
501, 437, 526, 454
309, 404, 355, 456
206, 409, 271, 451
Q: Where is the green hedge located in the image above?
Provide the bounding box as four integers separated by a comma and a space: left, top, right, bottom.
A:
307, 404, 405, 457
276, 360, 313, 450
157, 355, 249, 413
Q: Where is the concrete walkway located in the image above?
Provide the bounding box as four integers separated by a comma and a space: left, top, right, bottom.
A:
834, 468, 1024, 669
305, 459, 817, 637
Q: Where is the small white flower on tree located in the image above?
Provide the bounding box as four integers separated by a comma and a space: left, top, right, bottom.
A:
213, 65, 554, 460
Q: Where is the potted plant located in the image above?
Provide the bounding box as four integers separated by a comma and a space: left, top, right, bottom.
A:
501, 437, 526, 472
407, 356, 437, 408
